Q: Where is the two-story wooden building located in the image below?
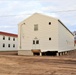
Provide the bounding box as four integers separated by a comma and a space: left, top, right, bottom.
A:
0, 31, 18, 55
18, 13, 74, 56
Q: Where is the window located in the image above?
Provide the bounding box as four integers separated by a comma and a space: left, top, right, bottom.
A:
33, 40, 35, 44
23, 23, 25, 24
34, 24, 38, 31
13, 44, 15, 48
8, 44, 10, 47
3, 36, 5, 40
13, 38, 15, 41
49, 37, 51, 40
8, 37, 10, 40
3, 43, 5, 47
33, 40, 39, 44
36, 40, 39, 44
49, 22, 51, 25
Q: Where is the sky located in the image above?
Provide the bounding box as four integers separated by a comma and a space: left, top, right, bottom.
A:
0, 0, 76, 34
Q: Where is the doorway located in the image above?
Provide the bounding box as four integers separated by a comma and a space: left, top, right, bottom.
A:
32, 38, 40, 50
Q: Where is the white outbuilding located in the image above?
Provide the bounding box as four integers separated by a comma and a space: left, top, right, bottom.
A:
18, 13, 74, 56
0, 31, 18, 51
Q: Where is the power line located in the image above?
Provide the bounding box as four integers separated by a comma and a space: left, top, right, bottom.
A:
0, 9, 76, 17
52, 9, 76, 13
0, 13, 31, 17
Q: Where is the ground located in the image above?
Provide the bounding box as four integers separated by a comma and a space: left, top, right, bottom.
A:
0, 53, 76, 75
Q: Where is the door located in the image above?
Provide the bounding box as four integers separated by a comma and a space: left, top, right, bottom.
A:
32, 39, 40, 49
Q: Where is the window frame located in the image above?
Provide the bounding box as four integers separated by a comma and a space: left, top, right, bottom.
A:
13, 38, 15, 41
3, 43, 5, 47
49, 37, 51, 40
33, 40, 35, 44
8, 37, 10, 40
13, 44, 15, 48
34, 24, 38, 31
3, 36, 5, 40
49, 22, 51, 25
36, 40, 39, 44
8, 44, 10, 48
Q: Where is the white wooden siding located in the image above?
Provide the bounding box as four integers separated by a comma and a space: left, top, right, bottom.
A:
0, 35, 18, 51
18, 13, 59, 52
18, 13, 74, 54
58, 21, 74, 52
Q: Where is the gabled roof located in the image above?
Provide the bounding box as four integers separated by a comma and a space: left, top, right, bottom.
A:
58, 20, 74, 36
0, 31, 18, 37
18, 13, 58, 25
19, 13, 74, 36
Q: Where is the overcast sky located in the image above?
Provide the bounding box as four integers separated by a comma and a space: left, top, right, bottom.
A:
0, 0, 76, 34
